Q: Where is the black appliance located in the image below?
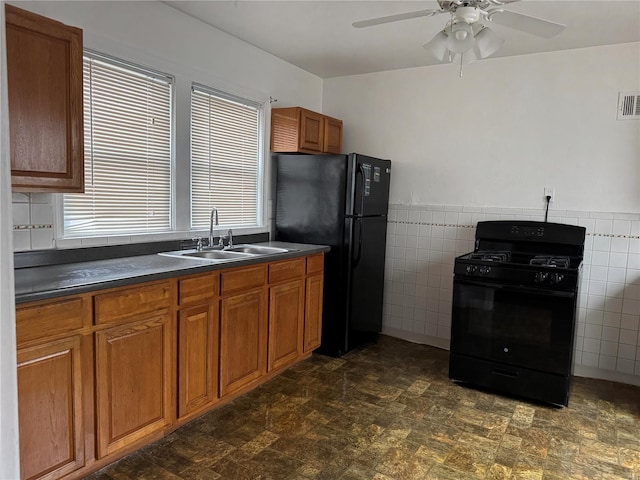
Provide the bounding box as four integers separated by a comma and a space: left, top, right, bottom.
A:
449, 220, 586, 406
274, 153, 391, 357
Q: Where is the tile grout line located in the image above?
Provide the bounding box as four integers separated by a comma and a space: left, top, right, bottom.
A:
387, 221, 640, 240
13, 224, 53, 230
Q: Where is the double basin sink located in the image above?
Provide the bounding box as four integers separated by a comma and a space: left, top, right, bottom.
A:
159, 244, 295, 264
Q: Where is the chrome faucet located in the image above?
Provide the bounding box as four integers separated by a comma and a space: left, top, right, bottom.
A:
209, 207, 218, 248
192, 237, 204, 252
227, 229, 233, 248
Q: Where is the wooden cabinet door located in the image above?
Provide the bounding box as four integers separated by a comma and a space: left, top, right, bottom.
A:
268, 280, 304, 371
219, 289, 267, 397
17, 336, 85, 480
178, 304, 218, 418
304, 273, 324, 352
299, 109, 324, 153
323, 117, 343, 154
95, 314, 171, 457
5, 5, 84, 192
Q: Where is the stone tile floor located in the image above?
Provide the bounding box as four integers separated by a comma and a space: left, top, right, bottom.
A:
87, 336, 640, 480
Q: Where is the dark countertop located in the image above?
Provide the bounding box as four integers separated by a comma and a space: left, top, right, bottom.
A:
15, 242, 329, 304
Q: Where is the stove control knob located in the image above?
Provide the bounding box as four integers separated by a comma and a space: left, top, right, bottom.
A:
534, 272, 548, 283
479, 266, 491, 276
466, 265, 478, 275
550, 273, 564, 284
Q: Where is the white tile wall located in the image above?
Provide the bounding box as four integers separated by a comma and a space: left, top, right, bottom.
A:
11, 194, 227, 250
12, 193, 54, 251
383, 203, 640, 386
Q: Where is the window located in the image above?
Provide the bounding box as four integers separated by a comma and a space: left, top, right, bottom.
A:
63, 52, 173, 237
190, 84, 262, 229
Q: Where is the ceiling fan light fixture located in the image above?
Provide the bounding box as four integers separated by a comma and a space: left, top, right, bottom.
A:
447, 22, 474, 53
474, 26, 504, 58
423, 30, 449, 62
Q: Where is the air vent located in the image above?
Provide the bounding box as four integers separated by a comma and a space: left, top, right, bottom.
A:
617, 91, 640, 120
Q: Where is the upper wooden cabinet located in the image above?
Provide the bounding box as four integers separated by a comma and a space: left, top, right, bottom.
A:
271, 107, 343, 154
323, 116, 343, 155
5, 5, 84, 192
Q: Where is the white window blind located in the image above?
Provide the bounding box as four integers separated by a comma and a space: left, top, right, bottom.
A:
63, 52, 173, 237
190, 85, 261, 229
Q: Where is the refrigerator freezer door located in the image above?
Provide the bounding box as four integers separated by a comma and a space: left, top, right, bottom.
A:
347, 154, 391, 217
347, 215, 388, 349
275, 154, 347, 245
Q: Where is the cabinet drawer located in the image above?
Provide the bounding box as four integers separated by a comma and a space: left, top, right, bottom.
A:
306, 254, 324, 274
179, 273, 219, 306
94, 282, 171, 325
269, 258, 305, 284
16, 297, 86, 345
221, 265, 267, 296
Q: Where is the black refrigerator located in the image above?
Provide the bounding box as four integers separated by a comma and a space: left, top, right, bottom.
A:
274, 153, 391, 357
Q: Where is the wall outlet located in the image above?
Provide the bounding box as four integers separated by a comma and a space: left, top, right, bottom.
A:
544, 187, 555, 203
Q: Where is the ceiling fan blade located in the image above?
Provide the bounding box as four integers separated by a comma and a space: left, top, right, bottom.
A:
487, 10, 566, 38
352, 9, 441, 28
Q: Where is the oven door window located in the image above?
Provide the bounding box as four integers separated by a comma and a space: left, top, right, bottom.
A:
451, 280, 576, 375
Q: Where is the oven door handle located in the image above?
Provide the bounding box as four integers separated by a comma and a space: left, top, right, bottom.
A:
455, 278, 576, 298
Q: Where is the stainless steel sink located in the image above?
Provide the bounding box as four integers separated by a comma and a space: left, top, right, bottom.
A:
158, 244, 295, 263
158, 248, 253, 262
225, 245, 290, 255
182, 250, 253, 260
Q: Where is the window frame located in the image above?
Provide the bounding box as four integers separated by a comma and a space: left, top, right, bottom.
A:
57, 49, 177, 243
189, 82, 266, 232
54, 49, 271, 248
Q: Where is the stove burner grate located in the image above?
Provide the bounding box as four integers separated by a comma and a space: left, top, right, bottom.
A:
529, 256, 570, 268
468, 251, 511, 262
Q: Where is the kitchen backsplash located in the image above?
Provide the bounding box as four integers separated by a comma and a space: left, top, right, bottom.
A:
11, 193, 264, 249
12, 193, 55, 250
384, 203, 640, 387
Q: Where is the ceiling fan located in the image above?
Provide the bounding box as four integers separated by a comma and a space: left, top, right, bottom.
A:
353, 0, 566, 75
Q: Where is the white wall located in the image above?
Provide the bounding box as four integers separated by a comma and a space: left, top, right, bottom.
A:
15, 1, 321, 110
10, 0, 323, 250
323, 43, 640, 214
323, 43, 640, 385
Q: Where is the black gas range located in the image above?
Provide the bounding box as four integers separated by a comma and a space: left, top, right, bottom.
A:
449, 220, 586, 406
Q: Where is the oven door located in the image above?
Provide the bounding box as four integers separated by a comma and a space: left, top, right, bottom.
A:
451, 278, 577, 375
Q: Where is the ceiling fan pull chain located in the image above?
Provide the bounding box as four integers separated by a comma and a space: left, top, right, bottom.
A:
459, 53, 464, 78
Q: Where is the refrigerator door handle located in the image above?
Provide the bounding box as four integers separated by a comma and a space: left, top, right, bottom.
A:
352, 217, 363, 267
355, 163, 366, 217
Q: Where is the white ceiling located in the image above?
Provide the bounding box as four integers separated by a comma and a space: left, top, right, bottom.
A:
165, 1, 640, 78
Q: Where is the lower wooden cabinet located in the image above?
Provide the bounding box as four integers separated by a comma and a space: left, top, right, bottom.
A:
17, 336, 85, 480
178, 304, 218, 418
304, 273, 324, 352
15, 252, 324, 480
219, 289, 267, 397
95, 314, 172, 457
268, 279, 304, 371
